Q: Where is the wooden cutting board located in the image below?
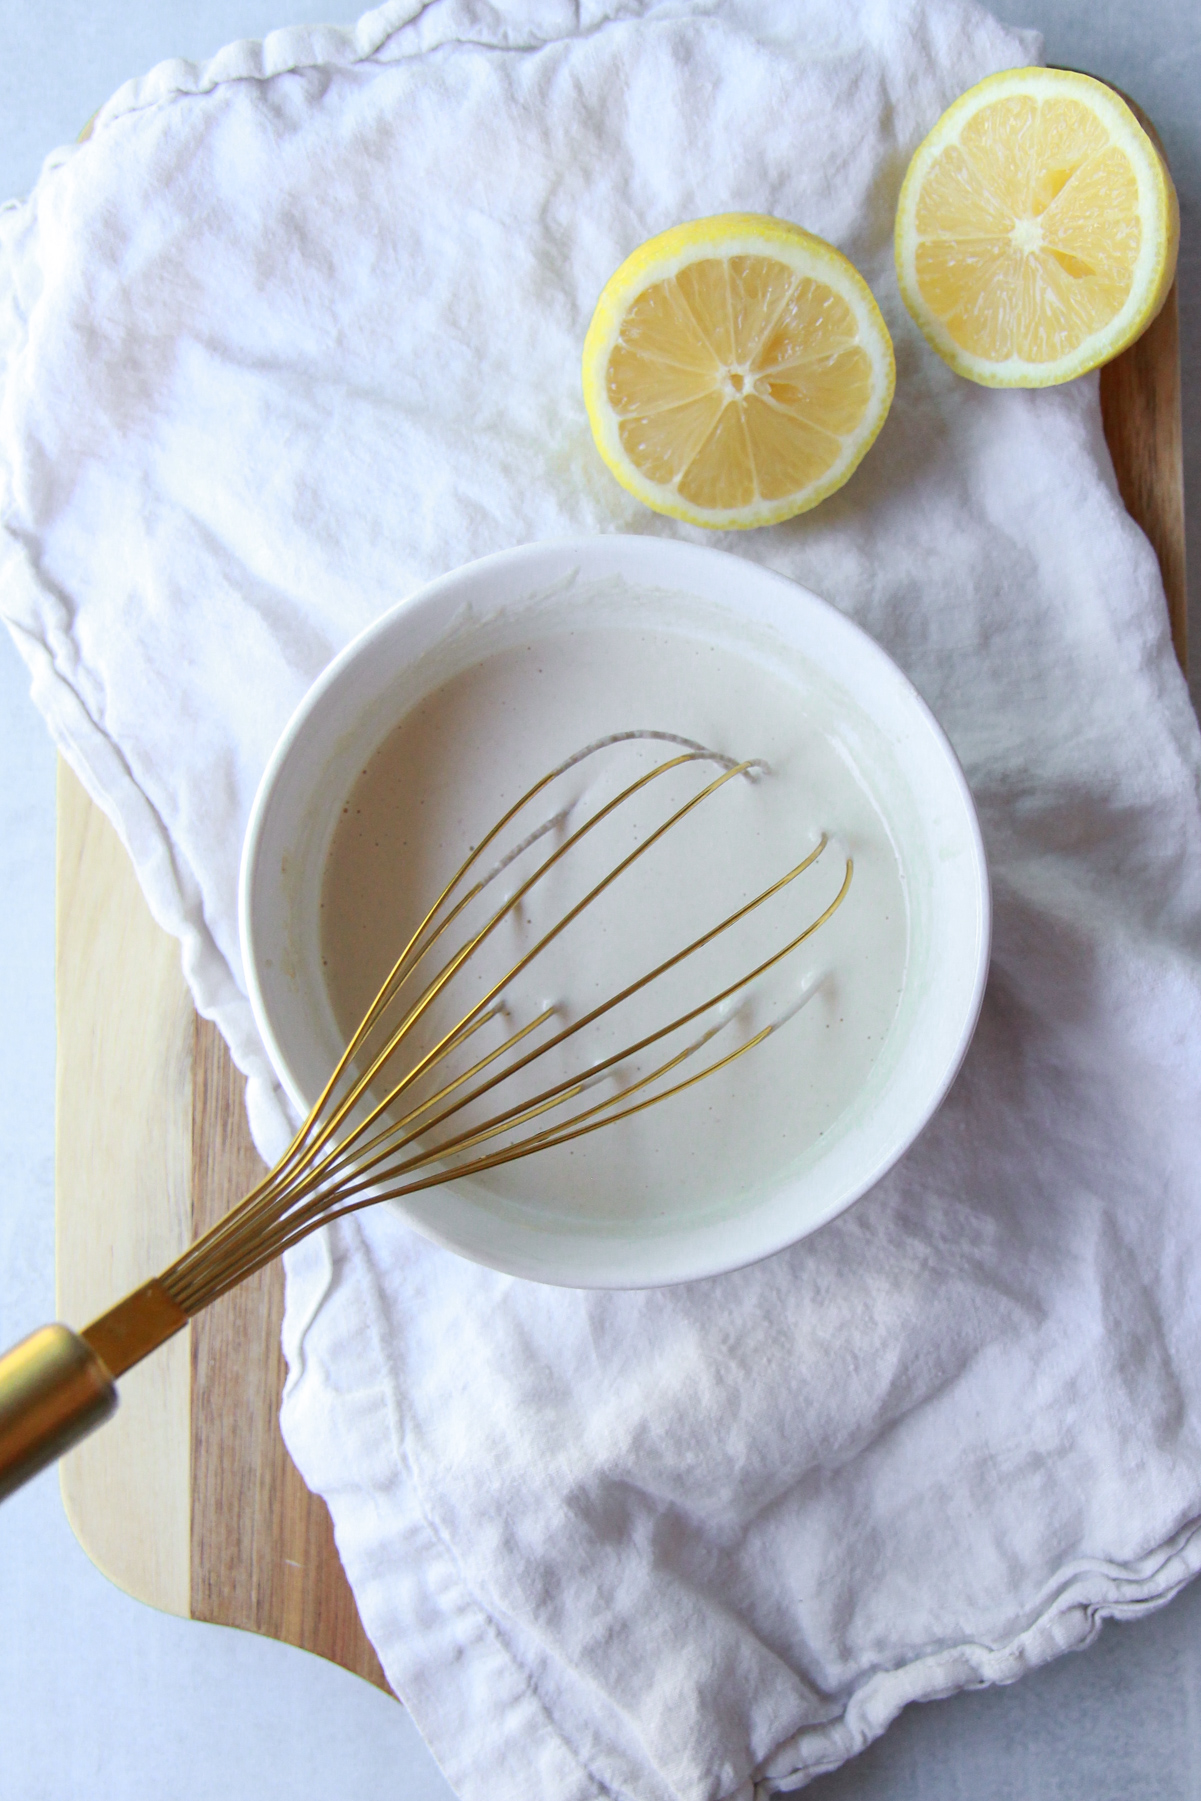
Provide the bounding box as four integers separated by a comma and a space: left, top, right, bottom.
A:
56, 770, 389, 1691
53, 282, 1186, 1694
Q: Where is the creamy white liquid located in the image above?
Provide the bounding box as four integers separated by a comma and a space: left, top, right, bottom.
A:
319, 625, 908, 1232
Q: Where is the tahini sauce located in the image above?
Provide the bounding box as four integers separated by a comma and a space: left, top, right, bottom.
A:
320, 625, 907, 1233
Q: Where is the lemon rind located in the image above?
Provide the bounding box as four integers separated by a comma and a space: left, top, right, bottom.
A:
582, 214, 896, 529
894, 68, 1179, 389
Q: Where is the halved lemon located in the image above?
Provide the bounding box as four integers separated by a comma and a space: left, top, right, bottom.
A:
582, 215, 895, 530
895, 67, 1179, 387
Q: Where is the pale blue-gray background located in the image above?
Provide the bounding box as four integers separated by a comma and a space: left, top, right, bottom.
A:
0, 4, 1197, 1797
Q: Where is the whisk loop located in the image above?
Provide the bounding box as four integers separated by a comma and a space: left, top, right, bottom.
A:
166, 737, 848, 1308
0, 731, 851, 1498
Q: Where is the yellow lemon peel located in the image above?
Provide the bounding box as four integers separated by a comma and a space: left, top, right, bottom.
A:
583, 215, 895, 529
895, 68, 1179, 387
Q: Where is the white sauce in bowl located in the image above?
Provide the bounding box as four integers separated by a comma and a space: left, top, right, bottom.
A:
319, 624, 908, 1233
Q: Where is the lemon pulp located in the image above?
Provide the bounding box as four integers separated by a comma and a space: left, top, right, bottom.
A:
895, 69, 1178, 386
583, 216, 895, 529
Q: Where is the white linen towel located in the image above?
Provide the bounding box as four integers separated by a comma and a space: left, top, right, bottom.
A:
3, 1, 1201, 1795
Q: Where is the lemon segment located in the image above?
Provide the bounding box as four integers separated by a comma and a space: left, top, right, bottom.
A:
583, 215, 895, 529
895, 68, 1179, 387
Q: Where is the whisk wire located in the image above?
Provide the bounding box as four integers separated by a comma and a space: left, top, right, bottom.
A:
158, 739, 852, 1315
305, 845, 853, 1214
326, 752, 758, 1134
170, 744, 726, 1278
267, 748, 721, 1203
0, 729, 870, 1509
218, 1017, 786, 1293
297, 731, 741, 1147
165, 837, 852, 1312
315, 830, 840, 1206
245, 752, 757, 1232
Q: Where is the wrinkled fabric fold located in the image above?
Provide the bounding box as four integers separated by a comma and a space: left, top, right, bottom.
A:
3, 0, 1201, 1795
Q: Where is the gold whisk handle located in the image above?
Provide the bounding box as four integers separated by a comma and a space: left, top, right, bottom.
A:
0, 1326, 115, 1502
0, 1279, 189, 1501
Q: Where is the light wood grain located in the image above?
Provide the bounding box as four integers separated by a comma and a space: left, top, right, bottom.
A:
55, 764, 388, 1691
55, 764, 192, 1617
53, 230, 1185, 1695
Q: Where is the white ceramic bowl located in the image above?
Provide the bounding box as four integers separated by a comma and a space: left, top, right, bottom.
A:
240, 536, 989, 1287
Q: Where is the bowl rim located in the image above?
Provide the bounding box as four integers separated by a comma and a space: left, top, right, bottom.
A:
240, 534, 991, 1287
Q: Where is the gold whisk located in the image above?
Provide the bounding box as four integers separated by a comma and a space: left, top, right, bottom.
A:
0, 732, 851, 1501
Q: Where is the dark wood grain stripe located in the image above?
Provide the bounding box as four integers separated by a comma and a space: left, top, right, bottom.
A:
189, 1014, 391, 1694
1100, 283, 1188, 673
